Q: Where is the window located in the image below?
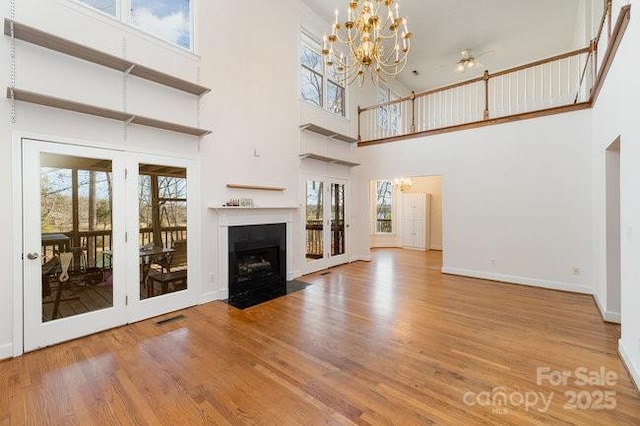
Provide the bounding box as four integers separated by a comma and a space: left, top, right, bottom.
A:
375, 180, 393, 233
76, 0, 193, 50
378, 85, 401, 134
300, 32, 346, 117
79, 0, 116, 16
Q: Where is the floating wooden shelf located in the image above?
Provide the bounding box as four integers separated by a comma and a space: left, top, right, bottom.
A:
4, 19, 210, 96
226, 184, 286, 191
299, 153, 360, 167
209, 206, 298, 210
8, 88, 212, 137
299, 123, 358, 143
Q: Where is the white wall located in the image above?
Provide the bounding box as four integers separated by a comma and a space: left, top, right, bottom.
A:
352, 109, 594, 294
591, 0, 640, 388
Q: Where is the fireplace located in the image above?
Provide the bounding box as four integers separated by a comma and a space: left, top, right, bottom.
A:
228, 223, 286, 307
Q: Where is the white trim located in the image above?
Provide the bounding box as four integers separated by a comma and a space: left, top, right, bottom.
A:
200, 290, 228, 304
214, 209, 296, 300
0, 343, 14, 361
370, 243, 401, 248
618, 339, 640, 391
289, 269, 302, 280
441, 267, 592, 294
593, 294, 622, 323
12, 131, 200, 161
350, 254, 372, 262
11, 132, 23, 357
430, 244, 443, 250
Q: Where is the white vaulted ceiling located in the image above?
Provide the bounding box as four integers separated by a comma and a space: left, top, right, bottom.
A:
302, 0, 582, 91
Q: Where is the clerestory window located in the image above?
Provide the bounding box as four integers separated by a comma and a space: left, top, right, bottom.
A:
377, 84, 401, 134
300, 32, 346, 117
75, 0, 193, 51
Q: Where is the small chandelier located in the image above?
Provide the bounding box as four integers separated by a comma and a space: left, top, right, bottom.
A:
322, 0, 412, 86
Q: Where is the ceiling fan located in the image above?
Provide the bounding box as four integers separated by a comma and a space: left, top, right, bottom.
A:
456, 48, 491, 73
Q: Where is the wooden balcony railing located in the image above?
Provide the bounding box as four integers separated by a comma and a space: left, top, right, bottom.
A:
358, 2, 630, 146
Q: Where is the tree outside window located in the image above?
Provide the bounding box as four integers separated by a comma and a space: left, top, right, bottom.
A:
375, 180, 393, 233
300, 32, 346, 117
378, 84, 401, 134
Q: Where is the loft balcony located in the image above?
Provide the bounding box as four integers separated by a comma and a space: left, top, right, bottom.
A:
357, 4, 630, 146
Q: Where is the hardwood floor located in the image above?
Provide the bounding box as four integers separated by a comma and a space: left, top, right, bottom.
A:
1, 248, 639, 425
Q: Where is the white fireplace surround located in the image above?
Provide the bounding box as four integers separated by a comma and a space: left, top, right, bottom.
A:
210, 207, 298, 301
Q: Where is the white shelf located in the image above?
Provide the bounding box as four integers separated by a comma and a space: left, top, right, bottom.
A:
8, 87, 211, 137
299, 123, 358, 143
299, 153, 360, 167
4, 19, 210, 96
209, 206, 299, 210
226, 184, 286, 191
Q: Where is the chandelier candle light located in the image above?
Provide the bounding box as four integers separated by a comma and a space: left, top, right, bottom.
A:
323, 0, 412, 86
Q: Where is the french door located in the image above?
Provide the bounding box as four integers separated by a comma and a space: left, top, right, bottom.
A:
304, 178, 349, 274
22, 139, 198, 352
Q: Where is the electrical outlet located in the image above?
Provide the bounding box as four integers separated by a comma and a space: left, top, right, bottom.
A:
490, 258, 496, 267
572, 267, 581, 276
209, 272, 215, 282
254, 146, 260, 157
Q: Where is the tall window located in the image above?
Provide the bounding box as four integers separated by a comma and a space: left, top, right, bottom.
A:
375, 180, 393, 233
76, 0, 193, 50
378, 85, 401, 134
300, 32, 346, 117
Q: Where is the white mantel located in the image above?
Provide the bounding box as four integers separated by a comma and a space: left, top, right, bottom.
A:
210, 207, 299, 300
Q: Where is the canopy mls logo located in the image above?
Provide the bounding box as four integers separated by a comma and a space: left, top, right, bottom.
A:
462, 367, 619, 415
462, 387, 554, 415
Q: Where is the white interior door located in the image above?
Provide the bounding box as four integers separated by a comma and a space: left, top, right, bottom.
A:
304, 177, 349, 273
23, 140, 127, 351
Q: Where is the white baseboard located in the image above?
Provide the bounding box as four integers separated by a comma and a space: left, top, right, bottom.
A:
288, 270, 302, 280
199, 290, 228, 304
441, 267, 592, 294
619, 339, 640, 391
593, 294, 622, 323
430, 244, 443, 251
0, 343, 13, 361
350, 254, 372, 262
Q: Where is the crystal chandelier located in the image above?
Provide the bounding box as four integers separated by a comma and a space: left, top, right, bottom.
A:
322, 0, 412, 86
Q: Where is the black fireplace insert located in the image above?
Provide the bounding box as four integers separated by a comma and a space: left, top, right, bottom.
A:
228, 223, 286, 308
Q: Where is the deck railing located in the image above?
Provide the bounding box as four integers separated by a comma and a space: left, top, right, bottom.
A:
305, 220, 346, 259
41, 226, 187, 268
358, 2, 619, 145
376, 219, 392, 233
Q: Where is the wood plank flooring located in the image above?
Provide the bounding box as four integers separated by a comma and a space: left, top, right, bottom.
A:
1, 248, 639, 425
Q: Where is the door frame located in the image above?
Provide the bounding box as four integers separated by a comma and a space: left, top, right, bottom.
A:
22, 139, 129, 351
301, 175, 350, 275
11, 131, 201, 356
125, 152, 200, 323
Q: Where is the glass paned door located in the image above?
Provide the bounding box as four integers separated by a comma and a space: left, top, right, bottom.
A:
330, 183, 345, 256
126, 156, 197, 323
138, 164, 188, 300
303, 178, 348, 273
23, 140, 127, 352
305, 180, 324, 261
